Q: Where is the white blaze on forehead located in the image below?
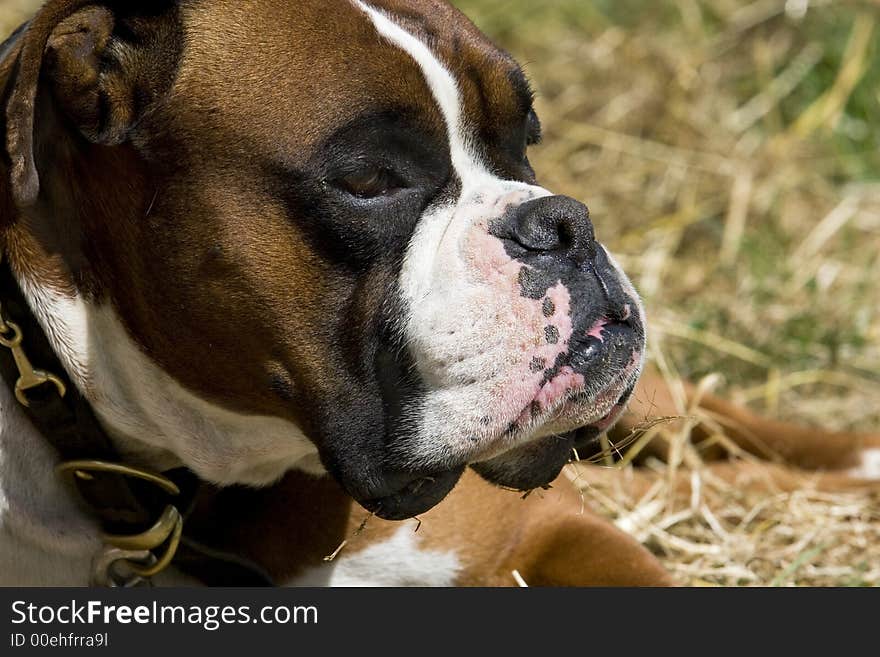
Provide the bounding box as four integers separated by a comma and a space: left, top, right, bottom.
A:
353, 0, 487, 180
354, 0, 503, 308
353, 1, 646, 471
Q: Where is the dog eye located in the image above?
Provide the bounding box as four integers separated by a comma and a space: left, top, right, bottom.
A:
338, 168, 402, 198
526, 109, 542, 147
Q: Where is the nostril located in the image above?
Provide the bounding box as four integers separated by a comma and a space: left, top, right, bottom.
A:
556, 217, 577, 251
516, 212, 564, 251
497, 195, 596, 261
566, 217, 597, 265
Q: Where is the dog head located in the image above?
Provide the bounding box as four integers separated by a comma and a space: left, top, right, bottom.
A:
1, 0, 644, 520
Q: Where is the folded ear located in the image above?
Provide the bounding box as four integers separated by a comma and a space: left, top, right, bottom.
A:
4, 0, 181, 208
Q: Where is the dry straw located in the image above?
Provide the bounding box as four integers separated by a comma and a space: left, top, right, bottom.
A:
480, 0, 880, 586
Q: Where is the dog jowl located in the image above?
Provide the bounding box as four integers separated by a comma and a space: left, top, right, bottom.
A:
0, 0, 645, 520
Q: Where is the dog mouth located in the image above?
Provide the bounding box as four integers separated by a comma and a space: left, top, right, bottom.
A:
519, 315, 640, 426
470, 381, 636, 492
322, 263, 643, 521
338, 313, 642, 520
571, 384, 634, 450
349, 377, 638, 521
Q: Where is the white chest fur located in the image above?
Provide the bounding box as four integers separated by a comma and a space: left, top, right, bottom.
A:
0, 272, 321, 585
0, 379, 459, 586
0, 378, 206, 587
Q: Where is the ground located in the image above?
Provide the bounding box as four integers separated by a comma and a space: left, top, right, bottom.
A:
455, 0, 880, 586
3, 0, 878, 586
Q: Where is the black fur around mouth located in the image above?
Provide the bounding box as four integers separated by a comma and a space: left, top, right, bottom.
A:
471, 379, 638, 494
358, 466, 465, 521
470, 431, 577, 492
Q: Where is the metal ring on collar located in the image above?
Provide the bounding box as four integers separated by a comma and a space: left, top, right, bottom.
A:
56, 459, 181, 496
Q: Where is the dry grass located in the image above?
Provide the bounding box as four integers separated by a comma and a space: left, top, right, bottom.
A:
0, 0, 36, 38
455, 0, 880, 586
3, 1, 879, 586
568, 457, 880, 586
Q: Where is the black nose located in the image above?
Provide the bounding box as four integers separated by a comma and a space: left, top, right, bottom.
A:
500, 195, 596, 264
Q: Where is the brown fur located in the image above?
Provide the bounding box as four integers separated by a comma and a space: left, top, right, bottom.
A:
189, 468, 676, 587
614, 368, 880, 470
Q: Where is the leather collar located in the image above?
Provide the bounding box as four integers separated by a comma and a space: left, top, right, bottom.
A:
0, 255, 274, 586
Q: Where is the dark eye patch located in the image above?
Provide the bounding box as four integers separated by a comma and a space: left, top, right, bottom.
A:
265, 107, 454, 267
506, 66, 542, 147
526, 109, 543, 146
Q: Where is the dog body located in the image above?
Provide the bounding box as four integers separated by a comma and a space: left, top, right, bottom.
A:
0, 0, 876, 587
1, 0, 647, 586
182, 369, 880, 588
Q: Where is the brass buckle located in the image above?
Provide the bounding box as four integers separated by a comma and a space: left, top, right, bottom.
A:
0, 318, 67, 406
56, 460, 184, 587
0, 252, 68, 407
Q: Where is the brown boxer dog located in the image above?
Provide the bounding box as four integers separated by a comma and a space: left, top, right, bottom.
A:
0, 0, 876, 586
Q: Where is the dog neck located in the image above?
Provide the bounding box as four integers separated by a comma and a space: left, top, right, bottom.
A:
3, 237, 324, 486
0, 252, 323, 584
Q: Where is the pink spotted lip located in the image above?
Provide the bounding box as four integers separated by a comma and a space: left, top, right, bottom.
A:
586, 317, 609, 341
527, 315, 636, 414
585, 304, 633, 343
518, 368, 640, 440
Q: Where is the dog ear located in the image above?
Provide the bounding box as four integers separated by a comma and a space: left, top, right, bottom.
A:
4, 0, 180, 208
